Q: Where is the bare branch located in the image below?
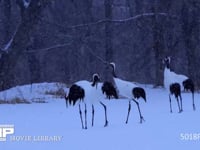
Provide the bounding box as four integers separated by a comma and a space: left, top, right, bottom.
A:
73, 13, 170, 27
83, 44, 109, 65
25, 42, 73, 54
40, 12, 176, 35
49, 12, 173, 29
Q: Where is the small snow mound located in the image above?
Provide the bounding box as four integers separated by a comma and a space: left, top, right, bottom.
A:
0, 82, 68, 104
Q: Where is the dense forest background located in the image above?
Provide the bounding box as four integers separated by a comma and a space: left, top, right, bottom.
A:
0, 0, 200, 90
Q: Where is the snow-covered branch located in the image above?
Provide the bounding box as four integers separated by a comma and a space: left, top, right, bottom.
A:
16, 0, 31, 9
0, 24, 20, 53
23, 0, 31, 8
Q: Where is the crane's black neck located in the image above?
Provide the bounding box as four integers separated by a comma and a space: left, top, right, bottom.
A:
111, 65, 117, 78
91, 74, 100, 88
165, 64, 170, 69
91, 81, 98, 88
163, 57, 170, 69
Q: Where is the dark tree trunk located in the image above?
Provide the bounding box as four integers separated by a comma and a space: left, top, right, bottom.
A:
181, 1, 200, 88
2, 0, 11, 44
104, 0, 113, 80
152, 5, 164, 87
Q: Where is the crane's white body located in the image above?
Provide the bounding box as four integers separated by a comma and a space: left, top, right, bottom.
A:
109, 62, 138, 99
113, 77, 137, 99
75, 80, 103, 105
164, 67, 188, 91
69, 74, 108, 128
110, 62, 146, 123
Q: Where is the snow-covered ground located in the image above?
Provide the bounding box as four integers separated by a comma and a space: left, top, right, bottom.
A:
0, 83, 200, 150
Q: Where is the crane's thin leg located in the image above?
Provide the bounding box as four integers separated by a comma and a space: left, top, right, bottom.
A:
132, 99, 145, 123
84, 104, 87, 129
176, 97, 181, 113
100, 101, 108, 127
169, 94, 172, 113
192, 93, 196, 111
125, 101, 131, 124
179, 95, 183, 112
92, 104, 95, 127
79, 104, 84, 129
65, 99, 68, 108
65, 94, 68, 108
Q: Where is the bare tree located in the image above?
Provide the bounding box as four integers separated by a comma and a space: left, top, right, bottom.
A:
151, 3, 165, 87
104, 0, 113, 80
0, 0, 53, 90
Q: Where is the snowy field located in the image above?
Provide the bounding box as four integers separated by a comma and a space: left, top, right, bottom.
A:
0, 83, 200, 150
